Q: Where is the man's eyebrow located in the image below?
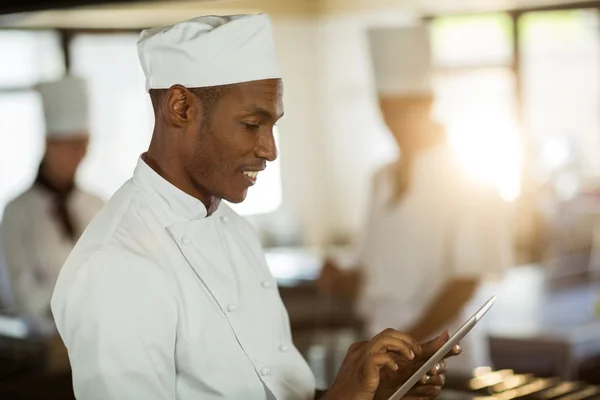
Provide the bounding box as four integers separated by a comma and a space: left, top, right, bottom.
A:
245, 105, 284, 121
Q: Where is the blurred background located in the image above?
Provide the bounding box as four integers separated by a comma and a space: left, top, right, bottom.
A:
2, 0, 600, 398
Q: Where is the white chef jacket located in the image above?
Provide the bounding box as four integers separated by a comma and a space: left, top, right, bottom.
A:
51, 158, 316, 400
1, 185, 103, 335
357, 145, 512, 373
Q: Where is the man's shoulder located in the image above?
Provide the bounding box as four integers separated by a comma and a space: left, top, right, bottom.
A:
71, 245, 162, 279
52, 244, 175, 334
67, 181, 163, 266
54, 184, 170, 308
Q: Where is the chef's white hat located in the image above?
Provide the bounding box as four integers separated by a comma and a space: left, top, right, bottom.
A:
368, 25, 433, 96
137, 14, 281, 92
36, 76, 90, 139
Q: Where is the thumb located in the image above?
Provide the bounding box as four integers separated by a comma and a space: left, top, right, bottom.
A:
421, 330, 450, 356
436, 330, 450, 344
361, 353, 397, 394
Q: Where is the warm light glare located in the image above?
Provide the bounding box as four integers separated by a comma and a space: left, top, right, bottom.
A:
447, 120, 522, 202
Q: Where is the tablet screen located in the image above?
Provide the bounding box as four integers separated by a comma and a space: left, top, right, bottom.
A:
387, 295, 496, 400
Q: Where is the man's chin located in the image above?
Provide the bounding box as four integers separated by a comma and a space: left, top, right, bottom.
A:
222, 189, 248, 204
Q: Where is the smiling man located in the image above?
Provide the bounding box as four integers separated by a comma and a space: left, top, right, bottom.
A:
51, 14, 458, 400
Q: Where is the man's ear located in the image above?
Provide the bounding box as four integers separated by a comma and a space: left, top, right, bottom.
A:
165, 85, 199, 127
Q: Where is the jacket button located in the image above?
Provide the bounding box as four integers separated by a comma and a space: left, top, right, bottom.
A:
279, 345, 289, 353
227, 303, 237, 312
261, 280, 271, 288
220, 216, 229, 223
181, 237, 192, 245
260, 367, 270, 376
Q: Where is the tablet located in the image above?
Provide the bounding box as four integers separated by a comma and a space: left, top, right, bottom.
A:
387, 295, 496, 400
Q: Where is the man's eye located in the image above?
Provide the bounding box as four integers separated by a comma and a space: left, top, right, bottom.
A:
243, 123, 260, 130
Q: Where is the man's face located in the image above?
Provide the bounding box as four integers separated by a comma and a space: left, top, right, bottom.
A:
44, 135, 89, 183
183, 79, 283, 204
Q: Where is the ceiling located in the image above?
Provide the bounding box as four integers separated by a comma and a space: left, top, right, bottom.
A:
323, 0, 596, 14
0, 0, 142, 15
0, 0, 594, 29
0, 1, 318, 29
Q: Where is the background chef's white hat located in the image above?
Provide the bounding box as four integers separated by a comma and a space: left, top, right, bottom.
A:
368, 25, 433, 97
137, 13, 281, 91
36, 76, 90, 139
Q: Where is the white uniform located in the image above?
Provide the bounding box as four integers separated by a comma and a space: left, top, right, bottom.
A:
357, 145, 512, 373
1, 186, 103, 335
51, 158, 316, 400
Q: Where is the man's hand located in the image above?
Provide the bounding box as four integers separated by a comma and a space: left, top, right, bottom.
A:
323, 330, 461, 400
323, 329, 422, 400
373, 331, 461, 400
402, 360, 448, 400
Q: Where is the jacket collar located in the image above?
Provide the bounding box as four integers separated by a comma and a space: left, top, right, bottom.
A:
133, 155, 208, 226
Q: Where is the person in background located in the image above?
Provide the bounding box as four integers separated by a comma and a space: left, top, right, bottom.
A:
319, 25, 513, 375
0, 76, 103, 336
51, 14, 460, 400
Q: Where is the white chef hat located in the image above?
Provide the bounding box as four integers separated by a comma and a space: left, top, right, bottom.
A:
137, 14, 281, 92
368, 25, 433, 97
36, 76, 90, 139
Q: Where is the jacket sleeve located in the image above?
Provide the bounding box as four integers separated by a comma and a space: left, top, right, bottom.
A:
54, 251, 178, 400
1, 201, 55, 320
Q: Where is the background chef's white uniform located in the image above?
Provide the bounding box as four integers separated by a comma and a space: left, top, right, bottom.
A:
0, 77, 103, 336
52, 158, 316, 399
1, 188, 102, 334
357, 145, 512, 373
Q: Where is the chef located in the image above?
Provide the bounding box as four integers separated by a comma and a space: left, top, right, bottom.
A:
1, 76, 103, 336
51, 14, 459, 399
319, 25, 513, 374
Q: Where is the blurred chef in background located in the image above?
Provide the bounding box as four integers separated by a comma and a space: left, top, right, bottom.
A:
319, 25, 513, 374
0, 76, 103, 336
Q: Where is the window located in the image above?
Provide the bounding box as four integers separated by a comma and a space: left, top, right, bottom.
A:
0, 92, 45, 213
0, 31, 64, 220
520, 10, 600, 184
70, 33, 153, 199
431, 13, 513, 68
0, 30, 64, 88
430, 14, 522, 202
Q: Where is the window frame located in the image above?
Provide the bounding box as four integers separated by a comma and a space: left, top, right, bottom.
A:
425, 2, 600, 134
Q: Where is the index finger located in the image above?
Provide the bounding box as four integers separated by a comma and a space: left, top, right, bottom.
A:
368, 335, 418, 361
374, 329, 422, 356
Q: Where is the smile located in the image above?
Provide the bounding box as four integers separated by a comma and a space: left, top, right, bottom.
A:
242, 170, 261, 185
242, 171, 259, 179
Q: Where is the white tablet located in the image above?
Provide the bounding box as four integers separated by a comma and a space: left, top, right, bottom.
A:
387, 295, 496, 400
